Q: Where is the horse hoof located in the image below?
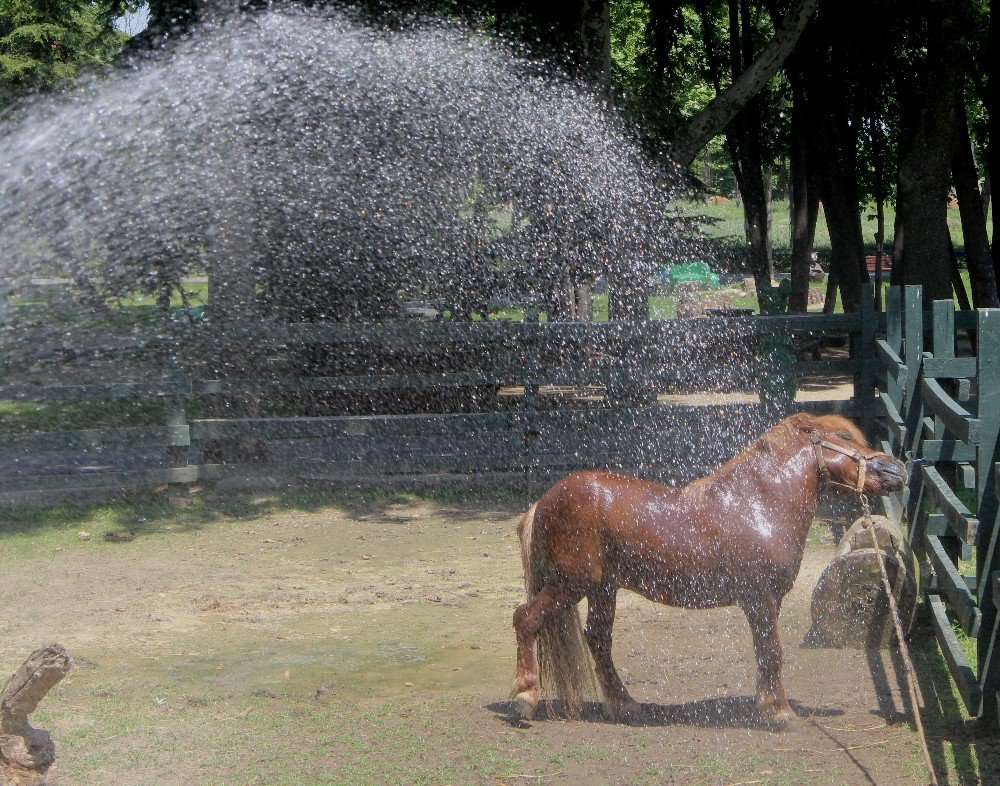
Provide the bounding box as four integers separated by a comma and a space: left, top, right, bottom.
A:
513, 690, 538, 721
769, 708, 800, 731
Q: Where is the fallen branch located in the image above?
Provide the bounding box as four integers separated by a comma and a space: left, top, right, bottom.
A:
0, 644, 72, 786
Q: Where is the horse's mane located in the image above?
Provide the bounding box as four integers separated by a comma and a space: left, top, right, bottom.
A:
691, 413, 870, 491
809, 413, 870, 449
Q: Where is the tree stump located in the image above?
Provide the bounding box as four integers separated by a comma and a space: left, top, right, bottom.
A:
805, 517, 918, 648
835, 515, 905, 555
0, 645, 72, 786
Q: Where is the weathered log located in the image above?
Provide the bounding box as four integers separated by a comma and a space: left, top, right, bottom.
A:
0, 645, 72, 786
805, 543, 919, 648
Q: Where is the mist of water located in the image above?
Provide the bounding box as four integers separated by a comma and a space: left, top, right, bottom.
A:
1, 7, 704, 320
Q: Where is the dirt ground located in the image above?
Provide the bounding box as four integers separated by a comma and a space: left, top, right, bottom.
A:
0, 491, 992, 786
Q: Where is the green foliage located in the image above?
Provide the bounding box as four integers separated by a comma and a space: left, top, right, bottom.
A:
610, 2, 716, 137
0, 0, 129, 105
609, 0, 788, 193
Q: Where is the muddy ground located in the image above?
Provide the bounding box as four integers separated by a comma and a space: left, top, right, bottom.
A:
0, 491, 993, 785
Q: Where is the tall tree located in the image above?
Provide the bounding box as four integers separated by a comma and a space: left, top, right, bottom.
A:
724, 0, 774, 301
0, 0, 127, 105
786, 79, 817, 313
894, 0, 968, 304
953, 94, 998, 307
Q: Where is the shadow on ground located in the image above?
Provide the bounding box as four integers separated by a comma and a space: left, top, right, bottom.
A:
487, 696, 845, 731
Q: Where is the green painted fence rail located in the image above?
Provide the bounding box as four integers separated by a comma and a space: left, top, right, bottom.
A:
875, 285, 1000, 730
2, 312, 872, 502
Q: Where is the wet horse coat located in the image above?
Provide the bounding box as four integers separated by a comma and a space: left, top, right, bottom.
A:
511, 413, 907, 726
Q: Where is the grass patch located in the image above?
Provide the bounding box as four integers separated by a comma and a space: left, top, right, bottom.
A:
677, 197, 989, 254
7, 280, 209, 329
910, 623, 994, 785
0, 398, 169, 434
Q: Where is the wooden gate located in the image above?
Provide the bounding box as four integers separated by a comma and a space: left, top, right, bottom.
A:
875, 284, 1000, 728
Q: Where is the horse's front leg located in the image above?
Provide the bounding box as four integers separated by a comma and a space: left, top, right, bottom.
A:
741, 593, 797, 728
585, 582, 642, 722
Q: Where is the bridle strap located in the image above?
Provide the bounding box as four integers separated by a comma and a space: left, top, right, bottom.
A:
812, 440, 831, 483
811, 436, 872, 493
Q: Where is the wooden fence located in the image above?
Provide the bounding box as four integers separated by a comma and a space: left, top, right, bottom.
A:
1, 310, 873, 503
875, 285, 1000, 729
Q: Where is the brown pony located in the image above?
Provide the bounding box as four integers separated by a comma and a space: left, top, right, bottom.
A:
510, 412, 906, 727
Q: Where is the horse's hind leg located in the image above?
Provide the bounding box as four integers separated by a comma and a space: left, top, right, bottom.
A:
512, 583, 580, 719
741, 593, 796, 728
585, 582, 641, 722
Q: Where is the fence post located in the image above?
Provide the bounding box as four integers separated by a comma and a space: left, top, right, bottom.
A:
901, 286, 924, 524
930, 300, 965, 568
857, 283, 876, 440
976, 308, 1000, 728
883, 286, 903, 453
165, 391, 189, 480
520, 315, 541, 484
164, 337, 192, 489
886, 286, 903, 353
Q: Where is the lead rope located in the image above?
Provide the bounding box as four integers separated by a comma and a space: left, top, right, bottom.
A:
859, 493, 938, 786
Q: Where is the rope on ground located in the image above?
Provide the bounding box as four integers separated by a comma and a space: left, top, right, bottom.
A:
859, 494, 938, 786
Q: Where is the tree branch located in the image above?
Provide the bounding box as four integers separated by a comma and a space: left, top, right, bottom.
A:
669, 0, 818, 168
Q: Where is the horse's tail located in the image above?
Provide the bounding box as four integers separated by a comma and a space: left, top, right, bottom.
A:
514, 502, 597, 717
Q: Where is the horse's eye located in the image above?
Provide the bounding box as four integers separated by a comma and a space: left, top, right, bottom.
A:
840, 432, 853, 440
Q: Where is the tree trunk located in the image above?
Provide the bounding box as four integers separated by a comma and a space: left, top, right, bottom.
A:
798, 32, 865, 313
948, 241, 973, 311
874, 199, 885, 310
579, 0, 611, 80
867, 104, 890, 309
199, 0, 258, 334
669, 0, 818, 168
196, 0, 265, 460
895, 0, 965, 305
725, 0, 773, 309
788, 82, 818, 313
991, 0, 998, 287
890, 211, 905, 286
607, 274, 650, 321
952, 101, 999, 307
816, 163, 865, 314
823, 259, 839, 314
982, 166, 991, 226
575, 279, 593, 321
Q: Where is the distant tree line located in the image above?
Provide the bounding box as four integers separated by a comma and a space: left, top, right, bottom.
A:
3, 0, 994, 314
438, 0, 995, 313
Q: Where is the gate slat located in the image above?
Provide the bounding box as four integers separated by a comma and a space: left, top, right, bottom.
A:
926, 534, 982, 636
921, 465, 979, 544
921, 378, 980, 445
928, 595, 983, 715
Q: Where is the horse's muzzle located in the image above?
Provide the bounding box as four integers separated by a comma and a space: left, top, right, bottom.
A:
870, 456, 908, 492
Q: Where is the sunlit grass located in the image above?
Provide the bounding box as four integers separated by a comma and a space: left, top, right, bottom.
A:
675, 197, 990, 254
0, 398, 168, 434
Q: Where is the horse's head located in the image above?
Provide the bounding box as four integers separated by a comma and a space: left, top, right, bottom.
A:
789, 414, 907, 496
